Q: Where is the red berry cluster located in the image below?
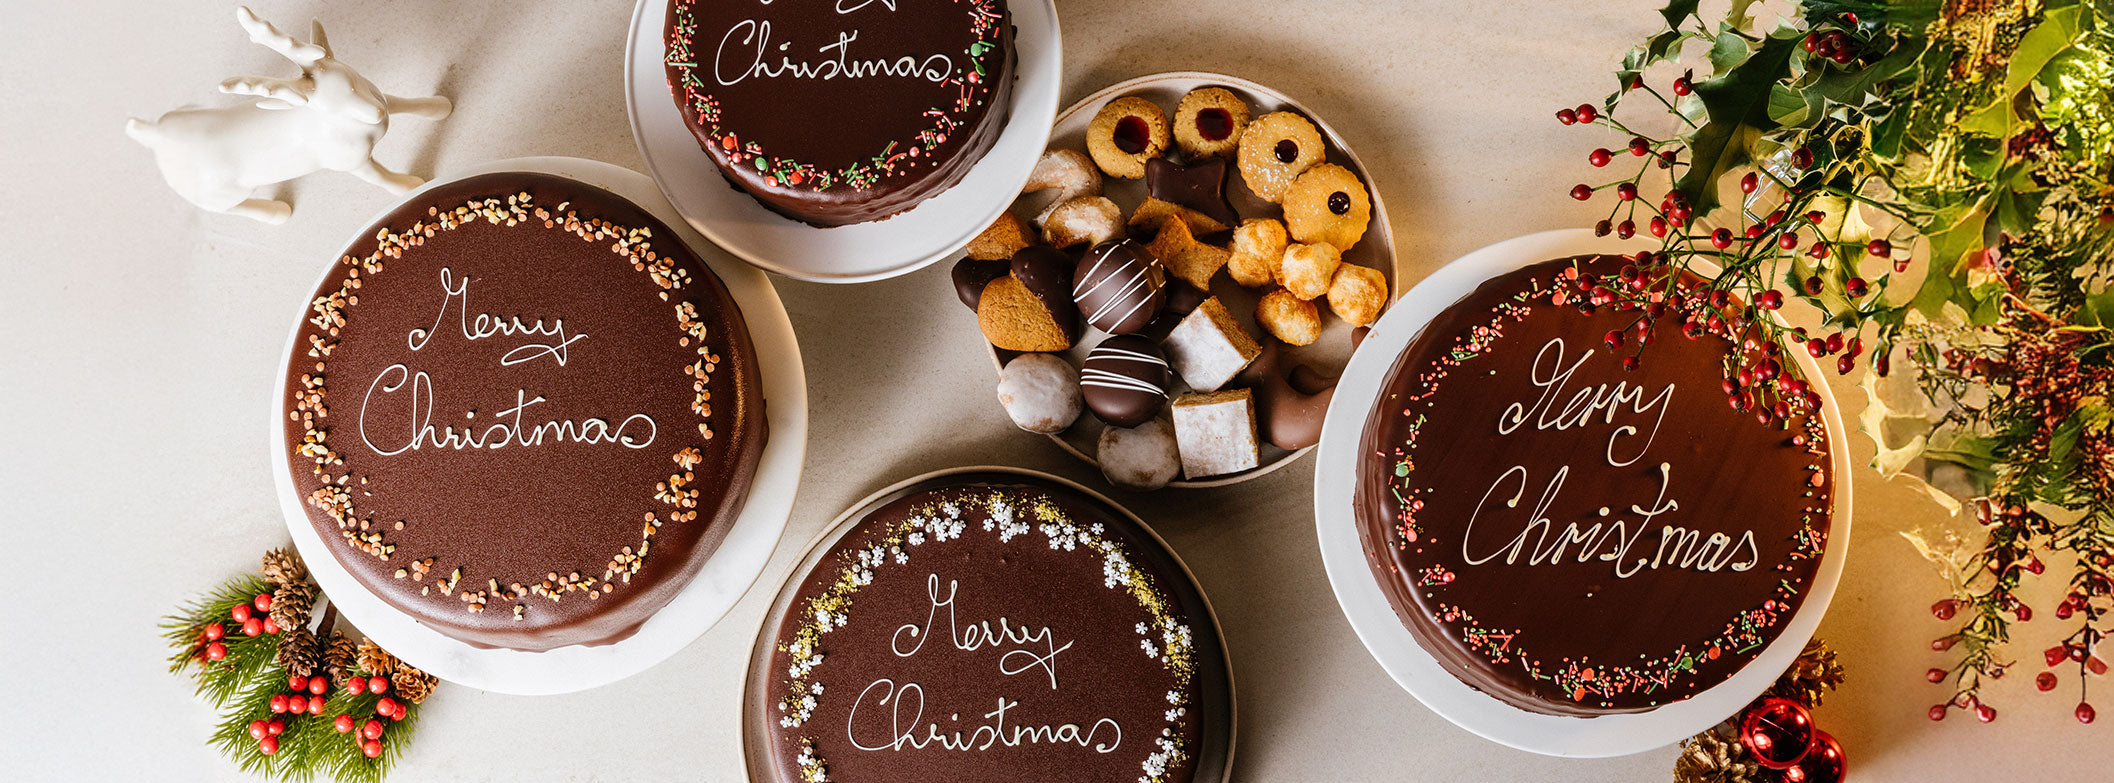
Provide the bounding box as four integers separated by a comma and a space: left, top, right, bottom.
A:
333, 675, 406, 758
192, 593, 281, 667
1556, 60, 1913, 399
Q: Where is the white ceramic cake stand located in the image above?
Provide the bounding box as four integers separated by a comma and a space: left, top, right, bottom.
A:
270, 156, 808, 695
1312, 229, 1853, 757
739, 466, 1236, 783
621, 0, 1063, 283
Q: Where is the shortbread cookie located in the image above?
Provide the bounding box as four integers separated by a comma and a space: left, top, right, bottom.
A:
1236, 111, 1324, 202
1283, 163, 1371, 251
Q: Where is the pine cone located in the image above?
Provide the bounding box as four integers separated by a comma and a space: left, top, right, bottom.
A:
392, 664, 439, 704
276, 627, 319, 678
1674, 729, 1762, 783
356, 638, 398, 680
322, 632, 359, 688
1768, 638, 1846, 708
260, 547, 308, 587
269, 582, 315, 632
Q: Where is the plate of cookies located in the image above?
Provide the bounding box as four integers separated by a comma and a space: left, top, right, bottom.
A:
948, 72, 1401, 490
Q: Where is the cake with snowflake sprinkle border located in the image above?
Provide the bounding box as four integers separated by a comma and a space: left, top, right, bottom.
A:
1353, 255, 1833, 716
752, 472, 1232, 783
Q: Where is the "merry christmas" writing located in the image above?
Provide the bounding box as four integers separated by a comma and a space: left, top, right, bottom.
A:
845, 574, 1121, 754
713, 1, 955, 87
1463, 338, 1759, 579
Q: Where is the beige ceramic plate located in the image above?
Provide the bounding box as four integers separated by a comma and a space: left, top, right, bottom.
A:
986, 71, 1405, 488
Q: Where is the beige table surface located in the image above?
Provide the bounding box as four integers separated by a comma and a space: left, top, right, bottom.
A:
4, 0, 2106, 779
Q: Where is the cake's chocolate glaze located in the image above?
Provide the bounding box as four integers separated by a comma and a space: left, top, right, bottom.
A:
280, 172, 766, 651
761, 476, 1231, 783
665, 0, 1017, 227
1354, 257, 1831, 715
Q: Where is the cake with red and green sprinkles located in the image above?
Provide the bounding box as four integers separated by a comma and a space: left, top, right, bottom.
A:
755, 473, 1231, 783
664, 0, 1015, 227
1354, 255, 1832, 715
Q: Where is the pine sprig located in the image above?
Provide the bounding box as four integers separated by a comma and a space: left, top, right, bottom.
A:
168, 550, 433, 781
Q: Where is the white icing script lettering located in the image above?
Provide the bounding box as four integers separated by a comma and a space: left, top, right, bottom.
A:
1461, 335, 1763, 579
359, 368, 657, 456
892, 575, 1074, 690
713, 17, 954, 87
847, 681, 1121, 754
407, 268, 586, 368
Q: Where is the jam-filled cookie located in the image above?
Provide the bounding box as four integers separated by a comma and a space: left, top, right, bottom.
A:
1237, 111, 1325, 202
1086, 96, 1170, 179
1282, 163, 1371, 251
1173, 87, 1250, 160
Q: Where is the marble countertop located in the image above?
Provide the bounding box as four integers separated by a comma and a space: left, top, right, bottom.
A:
3, 0, 2102, 779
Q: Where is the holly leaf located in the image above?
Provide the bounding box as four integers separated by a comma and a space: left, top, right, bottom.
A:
1769, 82, 1814, 126
1676, 34, 1799, 216
1910, 200, 1990, 316
1658, 0, 1702, 29
1709, 29, 1754, 75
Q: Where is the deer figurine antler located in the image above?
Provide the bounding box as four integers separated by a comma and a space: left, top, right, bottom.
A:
124, 7, 451, 224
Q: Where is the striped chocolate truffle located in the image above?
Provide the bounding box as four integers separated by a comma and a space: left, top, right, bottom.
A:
1080, 334, 1173, 427
1073, 240, 1166, 334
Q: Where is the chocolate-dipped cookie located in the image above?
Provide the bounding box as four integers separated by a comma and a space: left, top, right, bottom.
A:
951, 257, 1009, 311
1012, 246, 1082, 340
1080, 335, 1173, 427
1073, 240, 1166, 335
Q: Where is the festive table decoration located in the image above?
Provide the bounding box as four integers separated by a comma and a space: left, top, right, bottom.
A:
1675, 640, 1847, 783
1562, 0, 2114, 721
164, 548, 436, 781
125, 7, 451, 224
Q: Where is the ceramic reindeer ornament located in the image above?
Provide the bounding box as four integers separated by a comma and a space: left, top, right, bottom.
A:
125, 7, 452, 223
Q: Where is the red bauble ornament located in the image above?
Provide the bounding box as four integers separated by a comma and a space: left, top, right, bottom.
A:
1782, 729, 1846, 783
1738, 697, 1815, 770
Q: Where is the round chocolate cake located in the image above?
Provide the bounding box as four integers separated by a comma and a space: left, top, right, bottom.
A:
1354, 256, 1832, 716
664, 0, 1016, 227
756, 474, 1230, 783
280, 172, 767, 652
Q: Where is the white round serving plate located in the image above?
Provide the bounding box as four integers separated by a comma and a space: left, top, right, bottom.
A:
270, 156, 809, 695
740, 466, 1236, 783
622, 0, 1063, 283
992, 71, 1403, 488
1311, 229, 1853, 756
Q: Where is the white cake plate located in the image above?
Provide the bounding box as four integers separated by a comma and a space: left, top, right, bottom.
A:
740, 466, 1236, 783
622, 0, 1063, 283
1312, 229, 1853, 756
270, 156, 808, 695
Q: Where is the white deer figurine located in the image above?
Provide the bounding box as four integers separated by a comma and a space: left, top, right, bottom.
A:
125, 7, 452, 224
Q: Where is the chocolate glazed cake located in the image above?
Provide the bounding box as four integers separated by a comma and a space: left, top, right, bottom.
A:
759, 475, 1231, 783
1354, 256, 1831, 716
281, 172, 766, 652
664, 0, 1017, 227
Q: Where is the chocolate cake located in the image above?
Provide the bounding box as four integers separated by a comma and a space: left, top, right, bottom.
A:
758, 474, 1231, 783
1354, 256, 1832, 715
280, 172, 767, 652
664, 0, 1016, 227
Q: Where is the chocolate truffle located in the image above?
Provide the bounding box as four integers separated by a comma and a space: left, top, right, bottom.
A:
1072, 240, 1165, 335
1080, 335, 1173, 427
